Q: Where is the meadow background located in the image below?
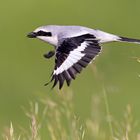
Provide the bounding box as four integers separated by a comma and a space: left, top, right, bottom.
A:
0, 0, 140, 139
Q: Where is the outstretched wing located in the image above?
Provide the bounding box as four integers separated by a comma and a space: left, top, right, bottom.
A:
47, 34, 101, 89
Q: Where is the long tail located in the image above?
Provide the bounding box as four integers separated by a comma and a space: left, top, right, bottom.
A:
96, 30, 140, 44
118, 36, 140, 44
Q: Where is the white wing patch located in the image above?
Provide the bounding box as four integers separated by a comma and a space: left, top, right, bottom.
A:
46, 34, 101, 89
54, 42, 88, 75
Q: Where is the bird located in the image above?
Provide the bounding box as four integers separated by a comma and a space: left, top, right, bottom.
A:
27, 25, 140, 89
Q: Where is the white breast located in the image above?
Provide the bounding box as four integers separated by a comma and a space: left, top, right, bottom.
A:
37, 36, 58, 46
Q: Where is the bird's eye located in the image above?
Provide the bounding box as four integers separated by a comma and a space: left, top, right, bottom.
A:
37, 31, 52, 36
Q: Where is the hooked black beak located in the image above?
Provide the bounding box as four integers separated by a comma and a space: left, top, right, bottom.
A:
27, 32, 37, 38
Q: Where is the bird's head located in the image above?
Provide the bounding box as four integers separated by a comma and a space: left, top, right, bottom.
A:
27, 26, 58, 46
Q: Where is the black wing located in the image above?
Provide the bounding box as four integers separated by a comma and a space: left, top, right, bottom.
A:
47, 34, 101, 89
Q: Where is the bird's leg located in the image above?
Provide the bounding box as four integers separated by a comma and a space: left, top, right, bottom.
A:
43, 50, 55, 59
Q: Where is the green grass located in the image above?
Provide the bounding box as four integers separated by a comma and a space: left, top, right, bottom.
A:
2, 89, 140, 140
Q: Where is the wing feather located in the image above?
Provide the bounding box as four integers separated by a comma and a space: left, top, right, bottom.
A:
46, 34, 101, 89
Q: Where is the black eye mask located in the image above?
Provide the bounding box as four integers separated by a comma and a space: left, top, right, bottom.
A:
37, 31, 52, 36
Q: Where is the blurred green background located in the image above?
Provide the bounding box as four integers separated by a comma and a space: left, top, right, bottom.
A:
0, 0, 140, 138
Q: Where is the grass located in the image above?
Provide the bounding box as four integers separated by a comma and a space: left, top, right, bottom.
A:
2, 88, 140, 140
2, 63, 140, 140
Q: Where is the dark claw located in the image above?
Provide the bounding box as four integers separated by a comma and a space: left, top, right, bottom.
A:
44, 51, 55, 59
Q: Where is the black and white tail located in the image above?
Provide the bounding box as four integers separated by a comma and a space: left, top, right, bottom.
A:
96, 30, 140, 44
118, 36, 140, 44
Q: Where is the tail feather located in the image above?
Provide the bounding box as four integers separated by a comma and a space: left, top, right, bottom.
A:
118, 36, 140, 44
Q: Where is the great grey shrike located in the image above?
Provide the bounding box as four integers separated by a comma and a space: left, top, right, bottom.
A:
27, 25, 140, 89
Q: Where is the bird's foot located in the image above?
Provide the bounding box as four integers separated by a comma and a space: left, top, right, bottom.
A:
43, 51, 55, 59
